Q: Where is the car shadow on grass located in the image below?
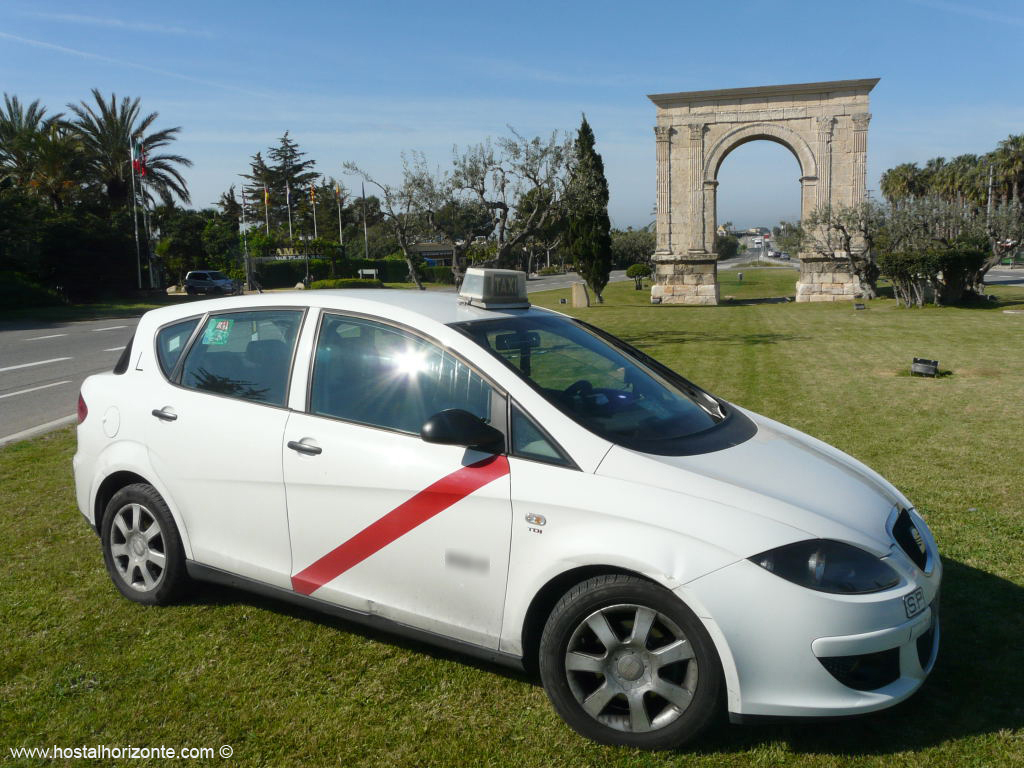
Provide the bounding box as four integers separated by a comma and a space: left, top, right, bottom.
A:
629, 329, 809, 347
183, 580, 538, 685
692, 558, 1023, 756
183, 557, 1021, 755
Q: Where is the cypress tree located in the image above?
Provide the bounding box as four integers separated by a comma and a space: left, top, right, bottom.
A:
567, 116, 612, 302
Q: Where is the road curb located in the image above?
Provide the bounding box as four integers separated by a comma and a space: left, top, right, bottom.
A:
0, 414, 76, 448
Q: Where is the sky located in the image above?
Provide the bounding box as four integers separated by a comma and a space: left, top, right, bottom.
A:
2, 0, 1023, 231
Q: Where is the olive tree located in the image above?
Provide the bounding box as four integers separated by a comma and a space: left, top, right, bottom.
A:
802, 201, 887, 298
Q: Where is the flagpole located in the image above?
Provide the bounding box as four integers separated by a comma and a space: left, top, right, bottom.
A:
311, 185, 318, 239
240, 184, 251, 292
128, 137, 142, 289
342, 182, 350, 250
263, 184, 270, 235
142, 178, 156, 289
286, 181, 293, 240
361, 182, 369, 260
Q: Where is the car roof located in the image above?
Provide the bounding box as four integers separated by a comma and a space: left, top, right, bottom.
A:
141, 288, 559, 328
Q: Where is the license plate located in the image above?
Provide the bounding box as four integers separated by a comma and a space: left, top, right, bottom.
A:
904, 587, 925, 618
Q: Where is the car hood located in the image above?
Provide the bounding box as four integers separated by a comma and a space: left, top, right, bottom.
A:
595, 407, 908, 556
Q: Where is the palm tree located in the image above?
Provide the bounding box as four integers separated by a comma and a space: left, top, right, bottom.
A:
994, 134, 1024, 204
879, 163, 924, 207
28, 123, 86, 209
67, 88, 191, 208
0, 94, 60, 187
921, 157, 946, 197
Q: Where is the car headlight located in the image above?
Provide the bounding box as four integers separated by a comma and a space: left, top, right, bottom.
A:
750, 539, 900, 594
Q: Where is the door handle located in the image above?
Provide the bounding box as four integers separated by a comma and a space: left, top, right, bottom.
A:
287, 440, 322, 456
151, 408, 177, 422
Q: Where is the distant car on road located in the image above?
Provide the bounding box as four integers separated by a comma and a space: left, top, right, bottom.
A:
184, 270, 238, 296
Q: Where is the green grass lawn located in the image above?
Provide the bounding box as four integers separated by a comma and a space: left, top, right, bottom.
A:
2, 282, 1023, 766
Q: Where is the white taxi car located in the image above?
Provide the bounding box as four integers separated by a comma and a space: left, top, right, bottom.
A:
73, 269, 940, 749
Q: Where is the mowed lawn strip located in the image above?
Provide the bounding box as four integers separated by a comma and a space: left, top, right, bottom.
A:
1, 279, 1022, 767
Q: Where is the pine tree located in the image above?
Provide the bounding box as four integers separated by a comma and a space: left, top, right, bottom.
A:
567, 117, 612, 302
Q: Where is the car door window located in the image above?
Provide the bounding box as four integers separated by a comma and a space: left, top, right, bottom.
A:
179, 310, 303, 406
310, 314, 492, 434
155, 318, 199, 379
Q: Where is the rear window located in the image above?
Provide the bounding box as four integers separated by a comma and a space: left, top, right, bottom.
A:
156, 318, 200, 378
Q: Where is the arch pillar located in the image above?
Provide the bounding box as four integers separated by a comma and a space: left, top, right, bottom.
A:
653, 126, 673, 254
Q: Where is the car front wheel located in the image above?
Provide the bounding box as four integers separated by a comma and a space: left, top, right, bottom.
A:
539, 574, 722, 749
101, 483, 187, 605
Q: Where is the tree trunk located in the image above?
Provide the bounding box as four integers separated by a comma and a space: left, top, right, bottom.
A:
400, 247, 424, 290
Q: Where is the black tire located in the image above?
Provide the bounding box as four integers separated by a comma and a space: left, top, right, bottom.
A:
185, 286, 196, 295
539, 574, 722, 749
100, 483, 188, 605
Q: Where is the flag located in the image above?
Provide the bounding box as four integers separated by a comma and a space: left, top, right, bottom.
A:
263, 184, 269, 207
131, 140, 147, 177
286, 181, 291, 204
310, 185, 315, 204
335, 182, 341, 200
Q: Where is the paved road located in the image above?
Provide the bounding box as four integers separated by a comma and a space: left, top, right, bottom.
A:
525, 269, 628, 293
985, 267, 1024, 285
0, 317, 139, 444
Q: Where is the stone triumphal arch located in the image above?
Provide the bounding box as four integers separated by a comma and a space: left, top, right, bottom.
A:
648, 79, 878, 304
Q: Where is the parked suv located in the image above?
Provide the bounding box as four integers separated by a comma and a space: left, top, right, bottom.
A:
184, 270, 237, 295
73, 269, 940, 749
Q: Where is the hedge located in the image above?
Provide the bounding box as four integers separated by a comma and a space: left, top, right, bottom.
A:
253, 258, 414, 288
0, 271, 64, 309
310, 278, 384, 289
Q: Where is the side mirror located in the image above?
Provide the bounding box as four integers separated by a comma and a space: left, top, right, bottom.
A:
421, 409, 504, 454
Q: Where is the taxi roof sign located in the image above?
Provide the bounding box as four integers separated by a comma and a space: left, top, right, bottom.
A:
458, 268, 530, 310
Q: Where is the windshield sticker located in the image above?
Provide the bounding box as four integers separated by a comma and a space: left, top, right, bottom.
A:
202, 318, 234, 346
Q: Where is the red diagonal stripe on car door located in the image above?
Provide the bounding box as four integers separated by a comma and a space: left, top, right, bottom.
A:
291, 454, 510, 596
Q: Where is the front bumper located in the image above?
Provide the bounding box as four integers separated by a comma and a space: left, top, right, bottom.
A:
682, 554, 941, 719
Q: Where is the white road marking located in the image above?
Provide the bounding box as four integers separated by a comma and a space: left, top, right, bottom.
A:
24, 333, 68, 341
0, 357, 72, 373
92, 325, 128, 332
0, 414, 77, 447
0, 380, 72, 400
104, 346, 126, 352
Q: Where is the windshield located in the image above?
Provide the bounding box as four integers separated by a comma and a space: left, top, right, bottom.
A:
209, 271, 229, 280
453, 314, 750, 455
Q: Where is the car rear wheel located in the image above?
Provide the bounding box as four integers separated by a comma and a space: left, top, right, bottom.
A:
101, 483, 187, 605
539, 574, 722, 749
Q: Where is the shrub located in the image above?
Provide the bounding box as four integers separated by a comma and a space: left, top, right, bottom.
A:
0, 271, 64, 309
422, 265, 456, 284
310, 278, 384, 289
538, 265, 563, 276
626, 262, 652, 290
